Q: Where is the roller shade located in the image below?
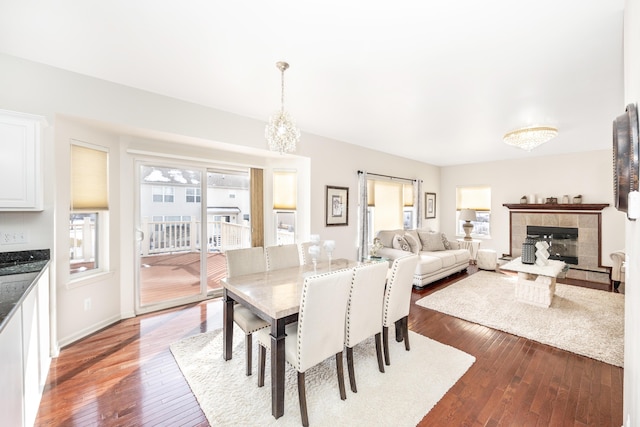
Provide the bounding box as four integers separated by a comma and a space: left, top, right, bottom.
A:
71, 143, 108, 210
273, 170, 297, 210
403, 183, 414, 207
456, 186, 491, 211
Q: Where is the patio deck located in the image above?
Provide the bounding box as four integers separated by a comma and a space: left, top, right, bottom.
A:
140, 251, 226, 305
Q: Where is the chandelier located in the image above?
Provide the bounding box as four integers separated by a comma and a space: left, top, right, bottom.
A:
503, 125, 558, 151
265, 61, 300, 154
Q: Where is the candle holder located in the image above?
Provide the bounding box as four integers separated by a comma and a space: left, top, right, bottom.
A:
308, 245, 320, 273
323, 240, 335, 269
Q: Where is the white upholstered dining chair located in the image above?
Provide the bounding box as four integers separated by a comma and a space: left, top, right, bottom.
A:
225, 246, 270, 376
265, 243, 301, 271
344, 261, 389, 393
256, 268, 353, 427
382, 254, 420, 366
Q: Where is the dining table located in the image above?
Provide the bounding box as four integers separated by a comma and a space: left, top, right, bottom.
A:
221, 258, 362, 419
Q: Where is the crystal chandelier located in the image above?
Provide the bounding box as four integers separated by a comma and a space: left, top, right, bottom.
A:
503, 125, 558, 151
265, 61, 300, 154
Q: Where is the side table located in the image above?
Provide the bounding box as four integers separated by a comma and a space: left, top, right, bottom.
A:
457, 239, 481, 264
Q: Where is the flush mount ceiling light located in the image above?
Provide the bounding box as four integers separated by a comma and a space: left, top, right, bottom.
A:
503, 125, 558, 151
265, 61, 300, 154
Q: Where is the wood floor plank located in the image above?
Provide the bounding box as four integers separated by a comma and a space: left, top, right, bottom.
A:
36, 264, 623, 426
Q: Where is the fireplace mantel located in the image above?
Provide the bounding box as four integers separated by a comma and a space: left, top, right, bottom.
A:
503, 203, 609, 211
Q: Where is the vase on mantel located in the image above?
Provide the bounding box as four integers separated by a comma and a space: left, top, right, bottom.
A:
573, 195, 582, 204
562, 195, 569, 204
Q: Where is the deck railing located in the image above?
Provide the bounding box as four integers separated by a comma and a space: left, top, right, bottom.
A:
71, 219, 295, 261
140, 219, 251, 255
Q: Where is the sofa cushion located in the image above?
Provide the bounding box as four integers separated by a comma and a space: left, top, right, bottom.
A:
392, 234, 413, 252
404, 230, 422, 250
419, 231, 446, 251
415, 254, 443, 274
377, 229, 404, 248
422, 250, 457, 267
441, 233, 452, 250
403, 233, 421, 254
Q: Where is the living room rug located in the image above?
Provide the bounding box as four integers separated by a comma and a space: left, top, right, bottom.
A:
170, 326, 475, 426
415, 271, 624, 367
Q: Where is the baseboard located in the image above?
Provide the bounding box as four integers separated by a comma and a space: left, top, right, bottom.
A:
56, 313, 123, 350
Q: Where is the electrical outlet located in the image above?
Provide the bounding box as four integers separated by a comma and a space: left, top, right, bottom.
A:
84, 298, 92, 311
0, 230, 28, 245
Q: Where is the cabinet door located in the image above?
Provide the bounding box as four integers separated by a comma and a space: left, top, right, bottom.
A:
0, 306, 24, 427
37, 269, 51, 390
22, 288, 40, 427
0, 109, 44, 210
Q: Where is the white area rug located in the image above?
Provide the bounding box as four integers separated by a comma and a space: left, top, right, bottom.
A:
170, 326, 475, 426
415, 271, 624, 367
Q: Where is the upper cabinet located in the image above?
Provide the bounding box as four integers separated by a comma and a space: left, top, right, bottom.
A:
0, 110, 46, 211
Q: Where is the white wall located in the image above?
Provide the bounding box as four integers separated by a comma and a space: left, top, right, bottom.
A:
440, 151, 626, 266
0, 52, 439, 347
624, 0, 640, 424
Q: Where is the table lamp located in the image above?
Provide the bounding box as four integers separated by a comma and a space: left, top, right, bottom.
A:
459, 209, 477, 241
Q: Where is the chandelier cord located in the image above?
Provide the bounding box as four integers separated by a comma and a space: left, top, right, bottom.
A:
280, 67, 285, 113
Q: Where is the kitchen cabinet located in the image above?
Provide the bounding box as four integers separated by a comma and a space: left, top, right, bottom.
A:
0, 109, 46, 211
0, 303, 24, 426
0, 267, 51, 426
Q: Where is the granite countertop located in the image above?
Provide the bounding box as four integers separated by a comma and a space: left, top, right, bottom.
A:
0, 249, 50, 333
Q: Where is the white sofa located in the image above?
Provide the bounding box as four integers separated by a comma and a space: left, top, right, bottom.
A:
374, 229, 471, 288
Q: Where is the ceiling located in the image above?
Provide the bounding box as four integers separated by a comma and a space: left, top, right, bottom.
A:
0, 0, 626, 166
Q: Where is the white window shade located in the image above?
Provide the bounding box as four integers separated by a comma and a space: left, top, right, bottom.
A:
403, 184, 414, 207
273, 170, 297, 210
456, 186, 491, 211
367, 179, 375, 207
71, 143, 108, 210
373, 180, 403, 231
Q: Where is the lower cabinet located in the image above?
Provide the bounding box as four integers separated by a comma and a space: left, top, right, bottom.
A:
0, 267, 51, 427
0, 305, 25, 426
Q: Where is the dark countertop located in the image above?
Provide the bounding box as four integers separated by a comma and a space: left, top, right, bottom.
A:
0, 249, 50, 333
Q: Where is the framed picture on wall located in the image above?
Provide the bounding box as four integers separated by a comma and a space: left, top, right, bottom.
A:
425, 192, 436, 219
326, 185, 349, 226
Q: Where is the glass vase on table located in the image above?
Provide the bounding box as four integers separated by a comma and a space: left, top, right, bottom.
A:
323, 240, 335, 270
308, 245, 320, 274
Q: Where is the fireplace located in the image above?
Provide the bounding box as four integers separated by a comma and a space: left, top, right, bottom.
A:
527, 225, 578, 265
503, 203, 610, 284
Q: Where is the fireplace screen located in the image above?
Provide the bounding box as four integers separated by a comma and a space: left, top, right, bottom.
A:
526, 226, 578, 264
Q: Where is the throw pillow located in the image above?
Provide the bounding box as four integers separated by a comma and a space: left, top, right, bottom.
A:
392, 234, 412, 252
404, 230, 422, 251
441, 233, 451, 250
403, 233, 421, 254
419, 231, 446, 251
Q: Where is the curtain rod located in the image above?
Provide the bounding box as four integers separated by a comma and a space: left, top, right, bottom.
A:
357, 170, 419, 183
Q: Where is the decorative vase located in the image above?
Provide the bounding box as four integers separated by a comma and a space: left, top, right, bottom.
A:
535, 241, 550, 266
521, 237, 537, 264
573, 195, 582, 204
520, 196, 528, 204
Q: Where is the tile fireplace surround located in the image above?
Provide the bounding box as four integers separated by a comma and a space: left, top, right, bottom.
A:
503, 203, 610, 284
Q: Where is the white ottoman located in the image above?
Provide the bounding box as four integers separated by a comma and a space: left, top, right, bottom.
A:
477, 249, 497, 270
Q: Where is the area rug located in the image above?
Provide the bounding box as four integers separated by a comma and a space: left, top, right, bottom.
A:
415, 271, 624, 367
170, 326, 475, 426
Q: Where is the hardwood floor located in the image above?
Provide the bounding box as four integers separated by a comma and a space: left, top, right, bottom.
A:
35, 265, 623, 426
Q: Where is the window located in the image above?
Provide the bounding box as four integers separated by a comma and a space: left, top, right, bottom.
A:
152, 186, 174, 203
456, 186, 491, 238
186, 187, 201, 203
273, 170, 297, 243
366, 178, 409, 242
70, 142, 108, 276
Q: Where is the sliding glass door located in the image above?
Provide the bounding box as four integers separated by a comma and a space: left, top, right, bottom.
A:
136, 162, 207, 313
